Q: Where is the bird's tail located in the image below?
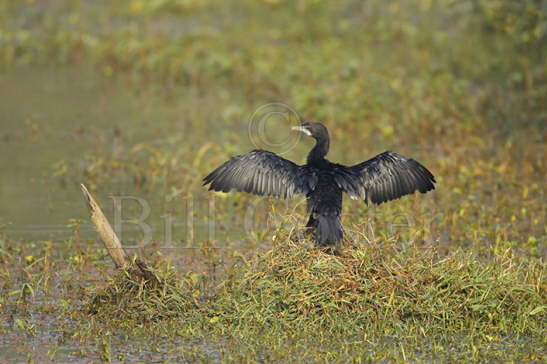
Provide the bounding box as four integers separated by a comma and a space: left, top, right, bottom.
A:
314, 214, 343, 247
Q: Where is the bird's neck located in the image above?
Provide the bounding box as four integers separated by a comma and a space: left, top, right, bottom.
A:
307, 137, 329, 164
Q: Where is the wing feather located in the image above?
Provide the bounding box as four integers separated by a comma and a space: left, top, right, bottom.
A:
203, 149, 316, 199
333, 151, 435, 205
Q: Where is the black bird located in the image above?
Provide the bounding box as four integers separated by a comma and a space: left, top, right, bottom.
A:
203, 122, 435, 248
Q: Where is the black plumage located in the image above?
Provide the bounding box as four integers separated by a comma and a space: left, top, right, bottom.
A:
203, 121, 436, 248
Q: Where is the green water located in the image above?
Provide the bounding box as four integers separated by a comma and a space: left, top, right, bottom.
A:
0, 66, 240, 245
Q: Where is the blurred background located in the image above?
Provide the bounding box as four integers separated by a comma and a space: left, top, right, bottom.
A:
0, 0, 545, 256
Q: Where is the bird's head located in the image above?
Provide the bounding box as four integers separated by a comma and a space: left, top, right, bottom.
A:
291, 121, 329, 140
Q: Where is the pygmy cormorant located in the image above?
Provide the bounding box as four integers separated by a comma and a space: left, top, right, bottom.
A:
203, 121, 435, 247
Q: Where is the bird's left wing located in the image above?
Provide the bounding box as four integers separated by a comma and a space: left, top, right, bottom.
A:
332, 151, 436, 205
203, 149, 316, 199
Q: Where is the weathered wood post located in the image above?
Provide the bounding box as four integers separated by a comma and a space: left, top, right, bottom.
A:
80, 183, 130, 268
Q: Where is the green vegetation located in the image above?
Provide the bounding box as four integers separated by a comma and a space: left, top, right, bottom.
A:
1, 235, 545, 362
0, 0, 545, 362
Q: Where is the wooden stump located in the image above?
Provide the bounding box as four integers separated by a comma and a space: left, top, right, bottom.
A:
80, 184, 155, 282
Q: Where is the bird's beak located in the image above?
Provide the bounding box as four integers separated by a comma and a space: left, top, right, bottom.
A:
291, 125, 312, 136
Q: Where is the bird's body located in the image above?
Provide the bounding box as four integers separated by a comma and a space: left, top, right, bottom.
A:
305, 167, 343, 246
203, 122, 435, 248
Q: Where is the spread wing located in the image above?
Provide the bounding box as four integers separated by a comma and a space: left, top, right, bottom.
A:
203, 150, 317, 199
334, 151, 436, 205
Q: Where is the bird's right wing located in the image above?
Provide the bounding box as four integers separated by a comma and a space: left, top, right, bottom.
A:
203, 150, 316, 199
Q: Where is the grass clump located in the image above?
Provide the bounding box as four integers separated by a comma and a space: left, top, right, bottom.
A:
81, 235, 545, 361
214, 238, 544, 340
85, 260, 200, 324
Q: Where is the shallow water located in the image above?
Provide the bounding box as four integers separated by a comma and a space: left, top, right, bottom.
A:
0, 65, 247, 245
1, 67, 142, 234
